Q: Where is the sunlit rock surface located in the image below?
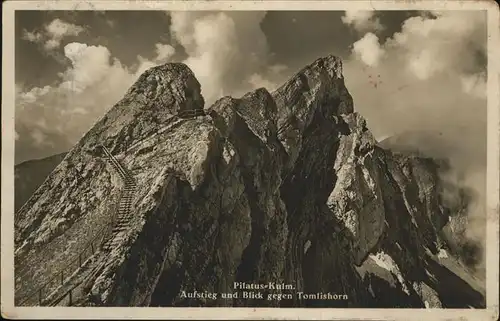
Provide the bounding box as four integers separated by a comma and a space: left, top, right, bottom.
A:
15, 56, 485, 308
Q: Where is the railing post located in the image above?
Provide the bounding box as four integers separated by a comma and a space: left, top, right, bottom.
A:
18, 190, 123, 308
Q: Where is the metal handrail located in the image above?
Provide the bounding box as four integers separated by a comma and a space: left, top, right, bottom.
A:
17, 147, 134, 306
17, 206, 118, 306
110, 110, 205, 156
177, 109, 206, 118
120, 117, 182, 154
17, 113, 199, 306
47, 271, 87, 306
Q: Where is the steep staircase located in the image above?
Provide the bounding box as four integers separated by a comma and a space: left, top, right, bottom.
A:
16, 112, 207, 306
16, 145, 137, 306
17, 110, 210, 306
99, 145, 137, 252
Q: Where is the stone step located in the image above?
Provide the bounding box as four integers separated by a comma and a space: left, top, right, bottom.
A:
97, 151, 138, 253
109, 238, 125, 246
117, 213, 131, 217
115, 223, 130, 227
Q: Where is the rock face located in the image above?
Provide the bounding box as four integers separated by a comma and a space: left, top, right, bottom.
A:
14, 56, 485, 308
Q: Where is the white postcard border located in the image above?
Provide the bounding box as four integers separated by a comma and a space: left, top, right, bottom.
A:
2, 1, 499, 320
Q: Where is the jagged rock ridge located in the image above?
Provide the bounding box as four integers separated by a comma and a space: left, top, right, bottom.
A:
14, 55, 485, 308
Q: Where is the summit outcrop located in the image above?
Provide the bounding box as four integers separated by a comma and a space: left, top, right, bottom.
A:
14, 55, 484, 308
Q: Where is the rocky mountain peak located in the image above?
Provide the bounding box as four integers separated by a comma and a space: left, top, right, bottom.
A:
124, 62, 205, 113
14, 55, 484, 308
77, 63, 205, 155
272, 55, 353, 169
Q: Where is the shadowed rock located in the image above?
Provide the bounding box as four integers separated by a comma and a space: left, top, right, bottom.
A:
14, 57, 484, 308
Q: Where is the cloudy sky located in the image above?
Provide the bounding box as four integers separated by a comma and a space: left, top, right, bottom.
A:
15, 10, 487, 165
14, 9, 488, 260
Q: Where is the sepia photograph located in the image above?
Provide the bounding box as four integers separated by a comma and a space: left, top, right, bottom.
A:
2, 0, 499, 320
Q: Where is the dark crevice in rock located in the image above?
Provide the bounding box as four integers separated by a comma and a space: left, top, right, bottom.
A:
15, 56, 485, 309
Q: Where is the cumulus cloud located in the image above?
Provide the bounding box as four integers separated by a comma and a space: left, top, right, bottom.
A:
46, 18, 85, 38
22, 18, 85, 51
248, 64, 289, 91
60, 43, 116, 92
155, 43, 175, 62
22, 30, 42, 42
341, 10, 383, 32
344, 10, 487, 270
15, 42, 155, 162
346, 10, 487, 137
16, 37, 180, 162
386, 11, 486, 82
352, 32, 385, 67
17, 12, 281, 162
169, 11, 277, 105
248, 73, 277, 91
